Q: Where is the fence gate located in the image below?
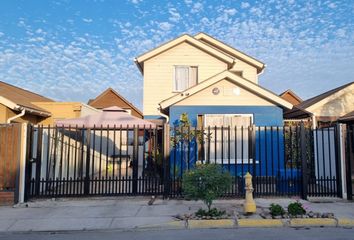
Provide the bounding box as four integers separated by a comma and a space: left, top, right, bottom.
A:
345, 123, 354, 200
25, 125, 165, 199
0, 124, 21, 204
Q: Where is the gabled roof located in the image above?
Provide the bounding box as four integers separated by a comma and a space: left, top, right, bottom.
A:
284, 81, 354, 119
296, 81, 354, 111
159, 71, 293, 110
339, 110, 354, 122
135, 34, 235, 73
0, 81, 53, 116
88, 88, 143, 116
285, 81, 354, 119
194, 32, 265, 73
279, 89, 303, 105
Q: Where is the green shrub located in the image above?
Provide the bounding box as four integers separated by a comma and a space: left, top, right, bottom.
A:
269, 204, 285, 217
195, 208, 226, 218
288, 201, 306, 216
182, 164, 232, 211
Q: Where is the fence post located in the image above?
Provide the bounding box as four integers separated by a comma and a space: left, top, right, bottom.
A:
35, 126, 43, 196
16, 123, 26, 203
345, 124, 353, 200
132, 127, 139, 194
84, 128, 91, 195
334, 124, 343, 198
24, 124, 33, 201
300, 123, 308, 200
163, 124, 170, 198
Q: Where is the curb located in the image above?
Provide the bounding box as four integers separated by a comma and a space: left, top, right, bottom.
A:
139, 220, 186, 230
188, 219, 235, 229
237, 219, 283, 228
289, 218, 337, 227
139, 218, 354, 230
337, 218, 354, 227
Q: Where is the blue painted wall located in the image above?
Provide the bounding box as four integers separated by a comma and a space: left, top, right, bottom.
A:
144, 115, 164, 120
169, 105, 290, 180
169, 105, 284, 127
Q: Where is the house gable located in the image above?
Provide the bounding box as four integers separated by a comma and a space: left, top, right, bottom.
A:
160, 71, 293, 110
135, 34, 234, 72
88, 88, 143, 118
279, 89, 303, 106
194, 33, 264, 72
311, 86, 354, 117
174, 79, 275, 107
143, 42, 229, 116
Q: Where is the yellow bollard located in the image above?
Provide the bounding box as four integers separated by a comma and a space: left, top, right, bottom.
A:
243, 172, 256, 214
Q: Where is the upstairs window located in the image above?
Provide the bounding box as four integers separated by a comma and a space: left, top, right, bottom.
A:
174, 66, 198, 92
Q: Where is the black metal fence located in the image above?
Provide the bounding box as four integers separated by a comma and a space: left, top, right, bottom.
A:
345, 123, 354, 200
167, 125, 341, 198
25, 124, 343, 200
25, 125, 166, 199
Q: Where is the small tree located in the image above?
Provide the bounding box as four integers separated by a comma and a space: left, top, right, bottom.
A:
182, 164, 232, 212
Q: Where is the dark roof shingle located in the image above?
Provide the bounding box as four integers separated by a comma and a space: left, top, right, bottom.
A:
0, 81, 53, 113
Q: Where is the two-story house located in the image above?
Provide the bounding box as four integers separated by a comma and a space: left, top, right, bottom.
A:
135, 33, 293, 174
135, 33, 292, 128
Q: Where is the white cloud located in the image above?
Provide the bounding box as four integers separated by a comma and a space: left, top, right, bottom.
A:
191, 2, 203, 13
159, 22, 173, 31
328, 2, 337, 9
241, 2, 250, 9
82, 18, 93, 23
168, 8, 181, 23
224, 8, 237, 16
129, 0, 142, 4
336, 28, 346, 38
0, 32, 4, 37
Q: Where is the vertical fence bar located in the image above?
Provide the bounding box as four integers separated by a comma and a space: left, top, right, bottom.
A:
132, 126, 139, 194
207, 126, 211, 163
163, 124, 170, 198
35, 126, 43, 196
300, 123, 308, 199
334, 124, 342, 198
345, 125, 353, 200
84, 128, 91, 195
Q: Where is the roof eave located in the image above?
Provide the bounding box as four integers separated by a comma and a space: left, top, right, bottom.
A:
159, 71, 293, 110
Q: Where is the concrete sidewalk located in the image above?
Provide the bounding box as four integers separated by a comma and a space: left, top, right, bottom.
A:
0, 197, 353, 232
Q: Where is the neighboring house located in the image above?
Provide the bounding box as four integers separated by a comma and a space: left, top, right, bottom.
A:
284, 82, 354, 128
0, 81, 100, 125
0, 81, 53, 124
339, 111, 354, 124
34, 102, 100, 126
88, 88, 143, 118
279, 89, 303, 106
135, 33, 292, 127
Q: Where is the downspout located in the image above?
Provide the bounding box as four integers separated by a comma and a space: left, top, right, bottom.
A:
258, 64, 266, 76
158, 106, 169, 124
7, 108, 25, 123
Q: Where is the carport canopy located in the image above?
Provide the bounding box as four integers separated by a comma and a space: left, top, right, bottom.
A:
55, 106, 156, 128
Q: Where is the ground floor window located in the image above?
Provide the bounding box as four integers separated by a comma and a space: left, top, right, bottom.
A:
203, 114, 253, 164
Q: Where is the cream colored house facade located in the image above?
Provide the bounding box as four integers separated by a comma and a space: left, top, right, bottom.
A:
284, 82, 354, 127
135, 33, 292, 127
33, 102, 100, 126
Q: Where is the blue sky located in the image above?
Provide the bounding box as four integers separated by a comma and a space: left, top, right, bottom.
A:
0, 0, 353, 109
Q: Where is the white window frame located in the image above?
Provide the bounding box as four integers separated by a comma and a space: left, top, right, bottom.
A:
203, 114, 258, 164
173, 65, 198, 92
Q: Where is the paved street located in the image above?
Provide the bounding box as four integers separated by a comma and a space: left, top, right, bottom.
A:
1, 228, 354, 240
